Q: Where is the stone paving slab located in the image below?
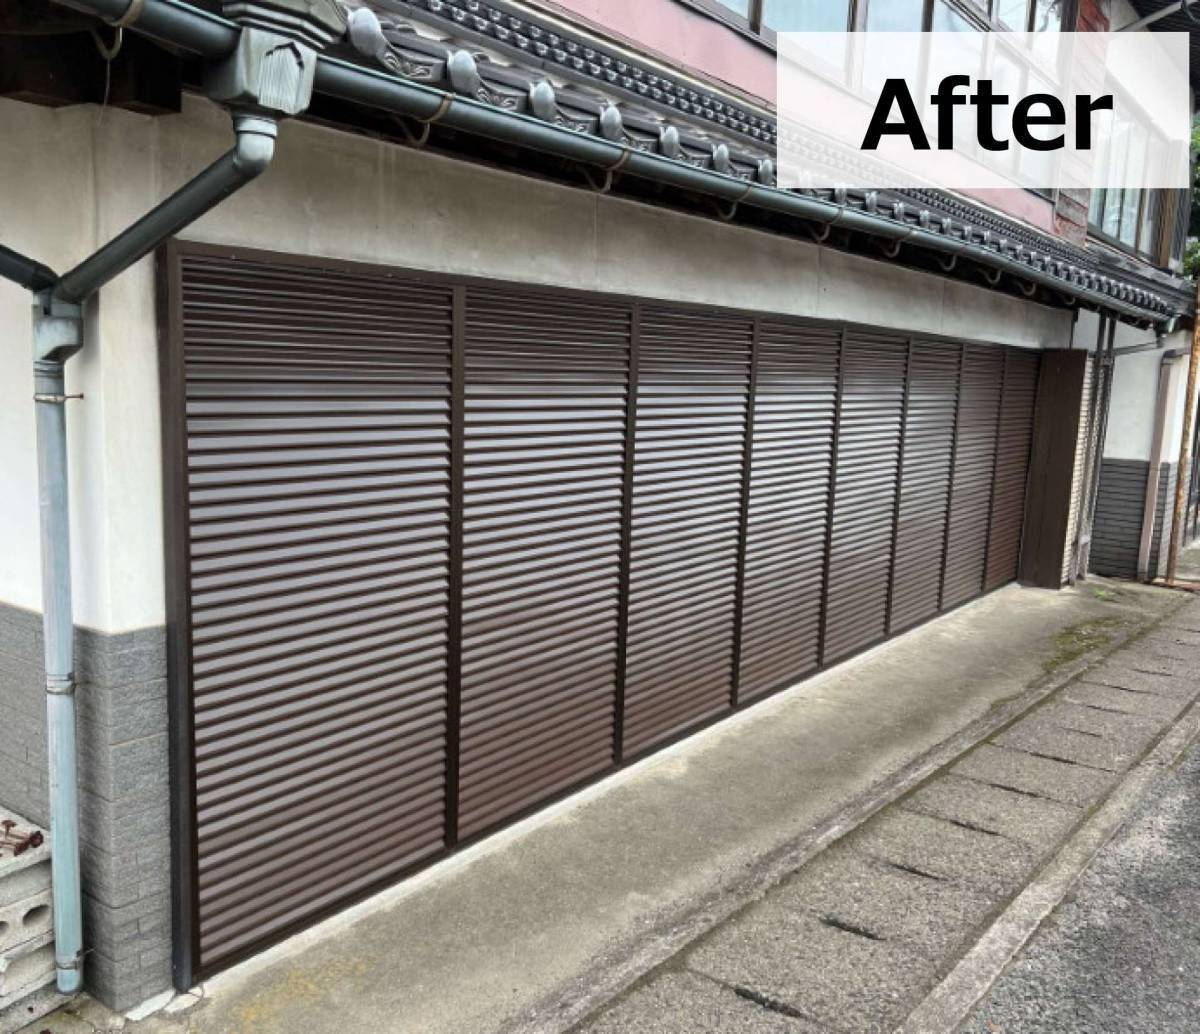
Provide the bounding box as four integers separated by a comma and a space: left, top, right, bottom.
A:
1084, 664, 1194, 699
903, 773, 1082, 853
1109, 648, 1200, 678
686, 908, 939, 1034
1029, 700, 1166, 752
962, 733, 1200, 1034
842, 809, 1033, 899
1063, 681, 1187, 721
582, 973, 828, 1034
990, 722, 1133, 774
768, 849, 995, 960
950, 744, 1118, 808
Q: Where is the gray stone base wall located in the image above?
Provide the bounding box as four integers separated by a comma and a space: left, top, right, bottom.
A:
1090, 459, 1176, 580
0, 603, 171, 1011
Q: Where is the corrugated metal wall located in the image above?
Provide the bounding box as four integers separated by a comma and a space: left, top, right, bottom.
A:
165, 247, 1041, 979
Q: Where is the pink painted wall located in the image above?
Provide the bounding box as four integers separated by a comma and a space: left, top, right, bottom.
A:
536, 0, 778, 103
534, 0, 1056, 233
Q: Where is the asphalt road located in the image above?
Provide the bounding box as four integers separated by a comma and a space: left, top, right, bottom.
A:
962, 733, 1200, 1034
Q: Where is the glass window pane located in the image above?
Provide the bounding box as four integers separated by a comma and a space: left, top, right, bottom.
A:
928, 4, 981, 151
1120, 189, 1141, 246
865, 0, 925, 31
762, 0, 851, 30
1139, 190, 1158, 255
1120, 120, 1149, 245
932, 1, 974, 31
713, 0, 751, 16
1030, 0, 1064, 68
996, 0, 1028, 29
1102, 188, 1123, 238
1101, 114, 1130, 236
1088, 189, 1105, 228
1031, 0, 1062, 32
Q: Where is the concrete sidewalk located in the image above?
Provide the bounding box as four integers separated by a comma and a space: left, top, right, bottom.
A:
25, 577, 1189, 1034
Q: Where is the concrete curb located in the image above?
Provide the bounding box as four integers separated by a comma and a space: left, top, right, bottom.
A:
896, 695, 1200, 1034
515, 590, 1193, 1034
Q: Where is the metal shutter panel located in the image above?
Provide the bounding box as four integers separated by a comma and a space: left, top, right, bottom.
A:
942, 345, 1003, 609
180, 256, 452, 972
889, 340, 959, 634
985, 349, 1039, 590
457, 289, 627, 838
1062, 355, 1095, 584
623, 308, 752, 755
823, 332, 906, 664
738, 321, 839, 700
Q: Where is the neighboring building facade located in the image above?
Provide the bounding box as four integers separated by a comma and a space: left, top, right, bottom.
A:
0, 0, 1194, 1012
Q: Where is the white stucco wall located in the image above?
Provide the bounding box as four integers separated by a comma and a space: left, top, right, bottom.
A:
1084, 299, 1194, 465
0, 93, 1076, 633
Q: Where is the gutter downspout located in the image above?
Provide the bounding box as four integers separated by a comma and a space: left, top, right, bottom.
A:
1139, 348, 1184, 581
1166, 285, 1200, 585
1, 113, 278, 996
1074, 318, 1117, 581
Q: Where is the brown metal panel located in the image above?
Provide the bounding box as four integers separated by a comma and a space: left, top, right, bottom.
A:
1020, 349, 1088, 587
890, 340, 959, 633
455, 288, 628, 838
166, 242, 1041, 985
823, 331, 907, 664
622, 307, 753, 755
738, 320, 839, 700
986, 349, 1040, 590
177, 253, 453, 974
942, 345, 1004, 609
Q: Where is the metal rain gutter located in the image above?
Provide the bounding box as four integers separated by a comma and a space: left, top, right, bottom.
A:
54, 0, 1180, 328
0, 0, 343, 993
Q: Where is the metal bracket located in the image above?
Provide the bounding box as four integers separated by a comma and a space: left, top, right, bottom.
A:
45, 673, 76, 697
32, 294, 83, 364
34, 394, 85, 404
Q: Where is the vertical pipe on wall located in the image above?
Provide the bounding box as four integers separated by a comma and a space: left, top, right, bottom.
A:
1167, 287, 1200, 585
32, 355, 84, 992
1139, 350, 1179, 582
1076, 319, 1116, 581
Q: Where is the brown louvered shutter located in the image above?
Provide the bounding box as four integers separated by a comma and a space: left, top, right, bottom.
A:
985, 349, 1039, 589
942, 345, 1004, 609
622, 308, 752, 756
180, 255, 453, 973
823, 332, 907, 664
169, 246, 1045, 984
738, 321, 839, 700
889, 340, 959, 633
456, 288, 628, 839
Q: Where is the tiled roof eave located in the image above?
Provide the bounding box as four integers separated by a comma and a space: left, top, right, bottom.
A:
325, 1, 1189, 325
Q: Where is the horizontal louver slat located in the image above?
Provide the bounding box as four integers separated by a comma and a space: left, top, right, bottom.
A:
890, 340, 959, 633
180, 255, 451, 972
622, 308, 752, 755
943, 345, 1003, 609
824, 332, 907, 663
456, 288, 627, 838
739, 322, 839, 699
